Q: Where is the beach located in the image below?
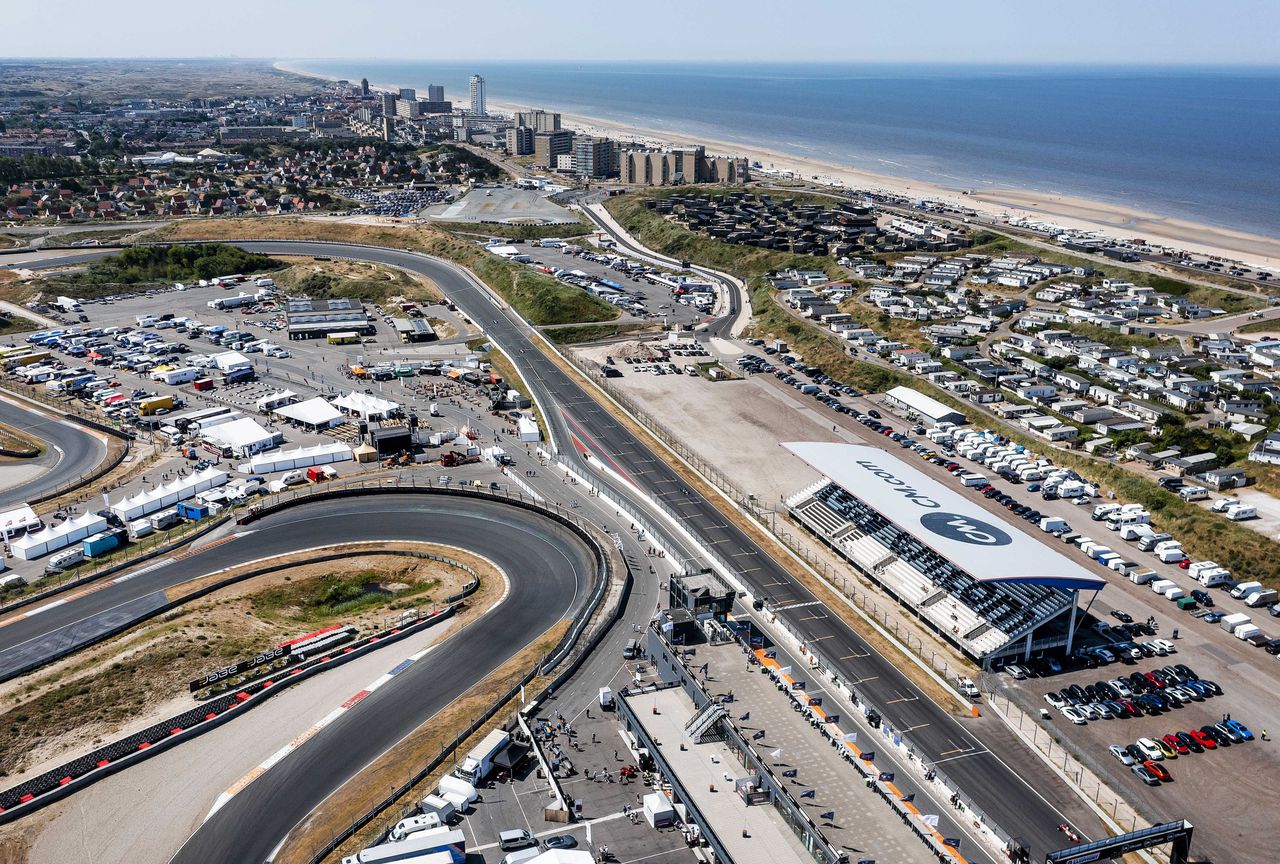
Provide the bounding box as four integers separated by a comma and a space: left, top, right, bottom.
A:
274, 61, 1280, 269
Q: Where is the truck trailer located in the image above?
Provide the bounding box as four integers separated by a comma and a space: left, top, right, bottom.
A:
453, 729, 509, 784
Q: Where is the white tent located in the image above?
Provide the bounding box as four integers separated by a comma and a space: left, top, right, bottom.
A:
527, 851, 593, 864
202, 417, 282, 457
517, 416, 541, 442
109, 466, 228, 522
240, 442, 353, 475
255, 389, 297, 412
273, 397, 343, 430
332, 391, 399, 421
0, 504, 41, 537
211, 351, 252, 372
11, 512, 108, 560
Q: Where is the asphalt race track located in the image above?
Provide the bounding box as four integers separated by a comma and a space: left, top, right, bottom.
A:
159, 494, 596, 864
0, 397, 108, 509
10, 241, 1076, 859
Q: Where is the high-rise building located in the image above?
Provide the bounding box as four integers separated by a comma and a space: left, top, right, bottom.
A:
360, 78, 370, 96
380, 93, 396, 115
469, 75, 486, 117
506, 126, 534, 156
516, 110, 561, 132
533, 130, 574, 168
399, 88, 416, 102
416, 100, 453, 115
382, 116, 394, 142
573, 137, 620, 179
622, 145, 747, 186
426, 84, 445, 103
395, 99, 422, 119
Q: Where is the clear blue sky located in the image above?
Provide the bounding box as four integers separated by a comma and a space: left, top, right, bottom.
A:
5, 0, 1279, 64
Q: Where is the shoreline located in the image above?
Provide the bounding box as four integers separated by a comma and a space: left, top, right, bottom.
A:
273, 60, 1280, 269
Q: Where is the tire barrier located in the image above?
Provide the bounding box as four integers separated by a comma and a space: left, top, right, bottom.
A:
0, 603, 459, 822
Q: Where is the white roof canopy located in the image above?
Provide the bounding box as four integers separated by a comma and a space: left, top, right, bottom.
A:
332, 391, 399, 420
202, 417, 278, 451
240, 442, 353, 475
786, 441, 1104, 590
109, 466, 228, 522
11, 512, 108, 560
273, 397, 343, 428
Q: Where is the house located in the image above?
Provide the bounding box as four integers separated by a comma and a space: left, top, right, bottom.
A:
1165, 452, 1219, 476
1248, 433, 1280, 466
1196, 467, 1248, 492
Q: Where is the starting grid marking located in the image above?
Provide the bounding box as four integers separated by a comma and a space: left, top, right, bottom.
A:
775, 599, 822, 612
205, 639, 443, 822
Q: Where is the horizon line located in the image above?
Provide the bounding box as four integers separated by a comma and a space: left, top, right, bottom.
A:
2, 56, 1279, 69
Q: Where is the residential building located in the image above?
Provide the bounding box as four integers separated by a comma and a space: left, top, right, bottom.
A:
533, 130, 574, 168
395, 99, 421, 119
573, 137, 620, 178
426, 84, 445, 103
469, 74, 486, 116
506, 126, 534, 156
398, 88, 416, 101
360, 78, 370, 96
1248, 433, 1280, 466
516, 109, 561, 132
380, 93, 396, 115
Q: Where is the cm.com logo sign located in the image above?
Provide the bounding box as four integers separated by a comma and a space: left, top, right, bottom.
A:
920, 512, 1013, 547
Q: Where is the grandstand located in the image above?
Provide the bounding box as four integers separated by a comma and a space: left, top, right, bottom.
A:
784, 442, 1103, 666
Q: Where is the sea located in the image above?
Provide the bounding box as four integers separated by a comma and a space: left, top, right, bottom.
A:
283, 61, 1280, 238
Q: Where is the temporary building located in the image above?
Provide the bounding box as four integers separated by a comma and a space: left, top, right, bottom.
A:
272, 397, 343, 430
240, 442, 353, 475
517, 416, 541, 442
526, 851, 593, 864
11, 512, 108, 560
255, 389, 298, 412
109, 466, 228, 522
643, 792, 675, 828
202, 417, 283, 457
332, 391, 399, 421
0, 504, 41, 537
211, 351, 252, 372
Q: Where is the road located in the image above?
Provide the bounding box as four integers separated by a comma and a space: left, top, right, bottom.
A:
0, 395, 108, 509
7, 239, 1083, 859
165, 494, 597, 864
213, 240, 1082, 859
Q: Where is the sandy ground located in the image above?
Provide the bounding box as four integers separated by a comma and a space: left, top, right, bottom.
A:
273, 63, 1280, 269
575, 340, 826, 503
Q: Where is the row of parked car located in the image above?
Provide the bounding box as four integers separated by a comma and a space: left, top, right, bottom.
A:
1043, 662, 1222, 724
1114, 718, 1255, 787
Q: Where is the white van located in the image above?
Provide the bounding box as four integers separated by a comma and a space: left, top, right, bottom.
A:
503, 849, 542, 864
1231, 580, 1263, 600
498, 829, 536, 852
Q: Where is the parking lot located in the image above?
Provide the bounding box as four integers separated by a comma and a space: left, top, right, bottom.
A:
337, 186, 452, 217
424, 186, 578, 225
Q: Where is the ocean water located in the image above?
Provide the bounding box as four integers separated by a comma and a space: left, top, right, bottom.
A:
286, 61, 1280, 237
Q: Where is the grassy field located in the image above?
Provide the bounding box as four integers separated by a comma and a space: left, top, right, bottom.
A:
0, 313, 39, 338
430, 220, 592, 241
544, 322, 655, 344
155, 218, 620, 326
607, 189, 1280, 586
272, 256, 441, 304
0, 550, 480, 780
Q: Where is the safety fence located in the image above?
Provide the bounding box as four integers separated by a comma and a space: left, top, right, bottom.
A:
0, 601, 460, 821
0, 385, 136, 507
295, 487, 631, 864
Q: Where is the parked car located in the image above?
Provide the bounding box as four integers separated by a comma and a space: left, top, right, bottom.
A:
1131, 764, 1161, 786
1144, 761, 1172, 782
1109, 744, 1135, 766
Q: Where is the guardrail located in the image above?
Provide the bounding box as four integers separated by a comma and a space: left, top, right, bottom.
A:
292, 483, 628, 864
0, 597, 462, 822
0, 384, 136, 509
